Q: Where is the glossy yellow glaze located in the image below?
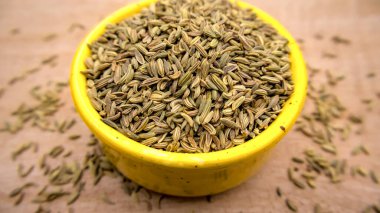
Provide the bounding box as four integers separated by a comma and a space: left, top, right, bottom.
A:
70, 0, 307, 196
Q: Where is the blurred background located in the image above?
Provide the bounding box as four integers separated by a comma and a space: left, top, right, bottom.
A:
0, 0, 379, 212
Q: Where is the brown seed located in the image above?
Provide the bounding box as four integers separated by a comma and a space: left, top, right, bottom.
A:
331, 35, 351, 45
202, 111, 214, 125
292, 178, 306, 189
141, 137, 158, 146
173, 127, 181, 142
12, 142, 34, 160
348, 115, 362, 124
194, 43, 208, 57
373, 204, 380, 213
306, 179, 316, 189
18, 164, 34, 178
134, 49, 145, 64
285, 198, 298, 212
202, 123, 216, 135
150, 43, 166, 52
43, 33, 57, 42
102, 193, 115, 205
67, 189, 81, 205
370, 170, 379, 184
291, 157, 304, 164
68, 23, 85, 32
14, 192, 24, 206
321, 144, 337, 155
10, 28, 20, 35
314, 204, 322, 213
49, 145, 65, 158
231, 96, 245, 111
210, 74, 228, 92
180, 113, 194, 127
9, 187, 23, 198
275, 187, 282, 197
356, 166, 368, 177
220, 118, 240, 129
41, 55, 58, 65
69, 135, 81, 140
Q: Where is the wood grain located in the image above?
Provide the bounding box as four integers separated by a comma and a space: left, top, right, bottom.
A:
0, 0, 379, 212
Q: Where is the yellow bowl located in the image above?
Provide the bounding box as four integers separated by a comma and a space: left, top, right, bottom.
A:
70, 0, 307, 197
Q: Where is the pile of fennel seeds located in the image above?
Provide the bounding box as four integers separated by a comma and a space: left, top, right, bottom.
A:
82, 0, 294, 153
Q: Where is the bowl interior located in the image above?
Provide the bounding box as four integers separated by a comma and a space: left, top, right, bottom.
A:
70, 0, 308, 169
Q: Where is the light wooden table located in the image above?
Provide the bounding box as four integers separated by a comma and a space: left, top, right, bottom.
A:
0, 0, 379, 212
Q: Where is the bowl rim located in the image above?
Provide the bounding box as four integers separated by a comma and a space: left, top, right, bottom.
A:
70, 0, 307, 169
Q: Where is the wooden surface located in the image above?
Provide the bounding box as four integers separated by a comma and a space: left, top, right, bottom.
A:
0, 0, 380, 212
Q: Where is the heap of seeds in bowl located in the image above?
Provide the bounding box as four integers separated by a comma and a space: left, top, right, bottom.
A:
82, 0, 293, 152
